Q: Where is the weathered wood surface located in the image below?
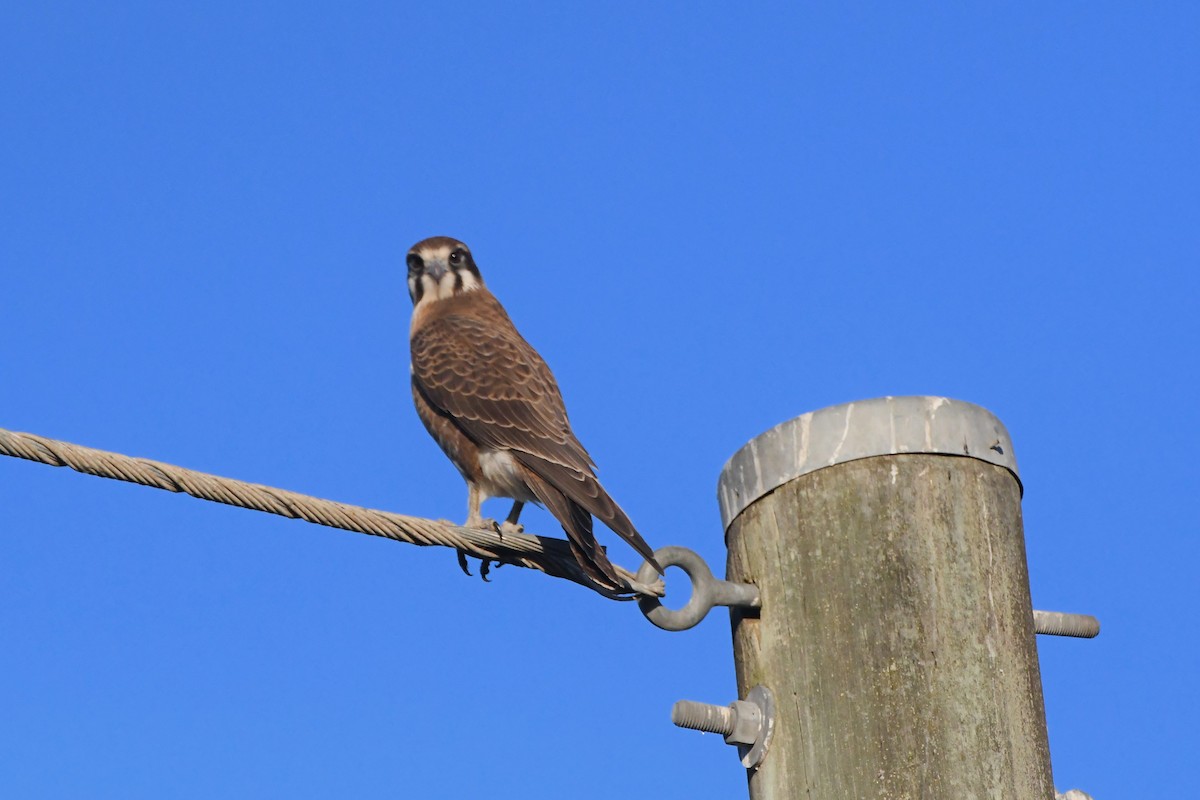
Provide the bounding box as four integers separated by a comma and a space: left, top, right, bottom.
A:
726, 453, 1053, 799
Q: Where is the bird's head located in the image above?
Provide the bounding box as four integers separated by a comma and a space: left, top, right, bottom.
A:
406, 236, 484, 308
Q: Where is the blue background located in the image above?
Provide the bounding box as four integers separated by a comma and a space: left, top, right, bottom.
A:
2, 4, 1195, 797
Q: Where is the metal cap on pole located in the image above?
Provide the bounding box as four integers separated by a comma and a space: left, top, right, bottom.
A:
718, 396, 1055, 799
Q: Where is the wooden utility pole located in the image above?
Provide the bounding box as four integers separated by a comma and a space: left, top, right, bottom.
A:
718, 396, 1054, 799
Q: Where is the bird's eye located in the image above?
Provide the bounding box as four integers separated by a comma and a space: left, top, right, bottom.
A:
449, 250, 464, 266
406, 253, 423, 274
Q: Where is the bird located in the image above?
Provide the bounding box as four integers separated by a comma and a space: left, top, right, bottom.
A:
405, 235, 662, 590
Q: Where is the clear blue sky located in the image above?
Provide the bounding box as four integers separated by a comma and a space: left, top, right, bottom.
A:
2, 4, 1195, 797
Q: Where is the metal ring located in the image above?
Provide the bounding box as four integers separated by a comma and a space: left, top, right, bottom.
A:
637, 546, 760, 631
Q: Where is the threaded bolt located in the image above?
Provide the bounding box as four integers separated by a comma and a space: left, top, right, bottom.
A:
672, 700, 736, 736
671, 687, 776, 769
1033, 610, 1100, 638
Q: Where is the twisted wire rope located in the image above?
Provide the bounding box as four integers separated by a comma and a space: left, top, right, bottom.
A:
0, 427, 662, 599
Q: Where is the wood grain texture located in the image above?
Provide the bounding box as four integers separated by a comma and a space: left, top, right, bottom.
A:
727, 454, 1053, 799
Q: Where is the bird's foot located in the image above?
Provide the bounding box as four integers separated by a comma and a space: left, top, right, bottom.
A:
498, 520, 524, 538
454, 518, 507, 580
456, 547, 503, 582
479, 558, 503, 581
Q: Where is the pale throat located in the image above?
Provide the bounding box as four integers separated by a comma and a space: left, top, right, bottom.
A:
409, 268, 484, 323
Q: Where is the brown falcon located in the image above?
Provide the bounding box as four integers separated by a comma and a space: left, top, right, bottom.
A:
406, 236, 662, 590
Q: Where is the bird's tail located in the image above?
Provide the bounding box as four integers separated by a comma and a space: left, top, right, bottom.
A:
514, 452, 663, 576
594, 495, 664, 576
521, 469, 624, 590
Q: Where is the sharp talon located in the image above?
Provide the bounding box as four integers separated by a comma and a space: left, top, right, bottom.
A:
456, 550, 472, 576
498, 521, 524, 537
480, 559, 492, 582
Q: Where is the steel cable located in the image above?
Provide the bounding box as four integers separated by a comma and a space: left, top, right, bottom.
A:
0, 427, 663, 600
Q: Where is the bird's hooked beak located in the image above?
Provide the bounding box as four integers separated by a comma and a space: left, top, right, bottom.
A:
423, 257, 449, 281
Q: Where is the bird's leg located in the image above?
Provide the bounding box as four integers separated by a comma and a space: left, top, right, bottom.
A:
483, 500, 523, 577
463, 482, 497, 530
457, 482, 498, 579
498, 501, 525, 537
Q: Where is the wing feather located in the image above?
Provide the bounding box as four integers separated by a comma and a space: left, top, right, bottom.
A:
411, 314, 594, 471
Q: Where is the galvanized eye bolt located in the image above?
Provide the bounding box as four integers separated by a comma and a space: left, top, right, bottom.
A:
635, 545, 760, 631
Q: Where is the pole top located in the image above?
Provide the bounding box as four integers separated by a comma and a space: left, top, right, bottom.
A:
717, 396, 1020, 532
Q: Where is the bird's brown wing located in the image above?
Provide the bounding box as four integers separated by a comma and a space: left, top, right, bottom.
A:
411, 313, 592, 469
411, 313, 660, 572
